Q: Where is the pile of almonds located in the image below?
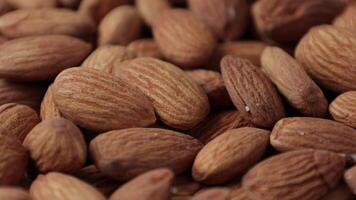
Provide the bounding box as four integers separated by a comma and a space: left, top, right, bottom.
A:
0, 0, 356, 199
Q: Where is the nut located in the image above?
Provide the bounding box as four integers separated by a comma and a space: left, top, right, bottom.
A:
40, 84, 62, 120
127, 39, 163, 59
330, 91, 356, 129
0, 187, 32, 200
136, 0, 171, 26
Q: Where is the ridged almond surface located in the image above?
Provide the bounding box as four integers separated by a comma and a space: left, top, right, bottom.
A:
0, 35, 92, 81
229, 183, 250, 200
153, 9, 216, 68
243, 149, 345, 200
334, 2, 356, 33
109, 168, 174, 200
127, 39, 163, 59
192, 127, 269, 184
89, 128, 203, 181
192, 188, 231, 200
7, 0, 57, 9
136, 0, 171, 26
221, 55, 284, 129
0, 187, 32, 200
295, 25, 356, 93
329, 91, 356, 128
114, 57, 209, 130
261, 47, 327, 117
52, 67, 156, 132
40, 85, 62, 120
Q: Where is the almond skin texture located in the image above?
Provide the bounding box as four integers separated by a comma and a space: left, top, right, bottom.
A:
114, 57, 209, 130
109, 168, 174, 200
0, 103, 40, 142
52, 67, 156, 132
0, 9, 96, 40
171, 175, 202, 197
243, 149, 345, 200
23, 118, 87, 173
30, 172, 106, 200
89, 128, 203, 181
0, 187, 32, 200
334, 2, 356, 33
329, 91, 356, 128
295, 25, 356, 93
136, 0, 171, 26
261, 47, 327, 117
192, 188, 231, 200
192, 127, 269, 185
127, 39, 163, 59
271, 117, 356, 155
221, 55, 284, 129
40, 85, 62, 120
0, 35, 92, 81
7, 0, 57, 9
153, 9, 216, 68
344, 165, 356, 194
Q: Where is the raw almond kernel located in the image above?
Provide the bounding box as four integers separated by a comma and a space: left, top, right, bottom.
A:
109, 168, 174, 200
243, 149, 345, 200
40, 85, 62, 120
7, 0, 57, 9
52, 67, 156, 132
0, 103, 40, 142
271, 117, 356, 155
0, 9, 96, 40
0, 35, 92, 81
329, 91, 356, 128
192, 188, 231, 200
98, 5, 142, 46
136, 0, 171, 26
0, 187, 31, 200
171, 175, 201, 196
192, 127, 269, 185
114, 57, 209, 130
188, 0, 248, 41
344, 165, 356, 194
221, 55, 285, 129
295, 25, 356, 93
153, 9, 216, 68
127, 39, 164, 59
30, 172, 106, 200
261, 47, 328, 117
228, 183, 250, 200
321, 184, 353, 200
23, 118, 87, 173
89, 128, 203, 181
333, 2, 356, 33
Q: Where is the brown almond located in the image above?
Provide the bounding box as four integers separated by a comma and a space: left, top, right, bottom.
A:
171, 175, 201, 197
0, 187, 32, 200
127, 39, 163, 59
321, 183, 353, 200
0, 0, 12, 16
40, 85, 62, 120
136, 0, 171, 26
229, 183, 250, 200
329, 91, 356, 129
334, 2, 356, 33
7, 0, 57, 9
192, 188, 231, 200
345, 165, 356, 194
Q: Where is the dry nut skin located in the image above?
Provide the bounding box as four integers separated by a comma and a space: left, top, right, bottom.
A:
0, 103, 40, 142
0, 187, 32, 200
171, 175, 201, 196
40, 85, 62, 120
114, 57, 210, 130
188, 0, 248, 41
98, 5, 142, 46
329, 91, 356, 128
295, 25, 356, 93
153, 9, 216, 68
261, 47, 328, 117
221, 56, 284, 129
344, 165, 356, 194
192, 127, 269, 185
109, 168, 174, 200
89, 128, 203, 181
192, 188, 231, 200
0, 35, 92, 81
252, 0, 345, 44
334, 2, 356, 33
23, 118, 87, 173
321, 184, 353, 200
127, 39, 163, 59
243, 149, 345, 200
52, 67, 156, 132
136, 0, 171, 26
30, 172, 106, 200
228, 183, 250, 200
7, 0, 57, 9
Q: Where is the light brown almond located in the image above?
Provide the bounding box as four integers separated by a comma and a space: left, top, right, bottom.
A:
136, 0, 171, 26
171, 175, 201, 197
127, 39, 163, 59
329, 91, 356, 128
7, 0, 57, 9
40, 84, 62, 120
334, 2, 356, 33
345, 165, 356, 194
0, 187, 32, 200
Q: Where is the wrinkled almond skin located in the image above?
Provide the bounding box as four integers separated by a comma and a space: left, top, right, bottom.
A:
192, 188, 231, 200
52, 67, 156, 132
127, 39, 163, 59
221, 56, 284, 129
40, 85, 62, 120
109, 168, 174, 200
23, 118, 87, 173
0, 187, 32, 200
136, 0, 171, 26
243, 149, 345, 200
329, 91, 356, 128
114, 57, 210, 130
90, 128, 203, 181
334, 2, 356, 33
30, 172, 106, 200
228, 183, 250, 200
295, 25, 356, 93
192, 128, 269, 185
7, 0, 57, 9
344, 165, 356, 194
153, 9, 216, 68
0, 35, 92, 81
261, 47, 327, 117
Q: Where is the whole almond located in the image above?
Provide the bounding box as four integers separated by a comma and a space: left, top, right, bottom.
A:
221, 55, 284, 129
153, 9, 216, 68
136, 0, 171, 26
109, 168, 174, 200
114, 57, 210, 130
0, 187, 31, 200
334, 2, 356, 33
344, 165, 356, 194
40, 85, 62, 120
89, 128, 203, 181
0, 35, 92, 81
127, 39, 163, 59
192, 188, 231, 200
329, 91, 356, 128
52, 67, 156, 132
295, 25, 356, 93
192, 127, 269, 184
7, 0, 57, 9
243, 149, 345, 200
261, 46, 327, 117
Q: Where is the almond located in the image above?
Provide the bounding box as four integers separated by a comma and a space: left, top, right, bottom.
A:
136, 0, 171, 26
89, 128, 203, 181
52, 67, 156, 132
7, 0, 57, 9
0, 0, 12, 16
344, 165, 356, 194
295, 25, 356, 93
228, 183, 250, 200
114, 57, 209, 130
0, 187, 31, 200
192, 188, 231, 200
153, 9, 216, 68
171, 175, 201, 197
40, 84, 62, 120
329, 91, 356, 128
333, 2, 356, 33
221, 55, 285, 129
243, 149, 345, 200
321, 184, 353, 200
127, 39, 163, 59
